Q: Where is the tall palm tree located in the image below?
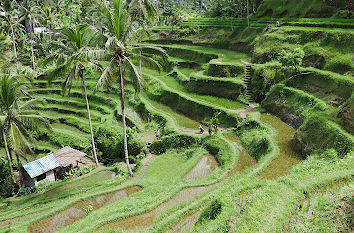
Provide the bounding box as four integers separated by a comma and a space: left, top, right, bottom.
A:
0, 75, 48, 186
0, 33, 12, 69
128, 0, 157, 74
92, 0, 167, 176
0, 0, 24, 70
18, 0, 40, 70
0, 96, 15, 185
45, 24, 99, 166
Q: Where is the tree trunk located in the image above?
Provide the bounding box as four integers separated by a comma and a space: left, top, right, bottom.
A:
2, 131, 15, 185
139, 34, 142, 76
9, 20, 19, 70
30, 33, 35, 70
230, 16, 233, 31
15, 152, 23, 187
247, 0, 250, 28
81, 72, 99, 166
119, 59, 133, 177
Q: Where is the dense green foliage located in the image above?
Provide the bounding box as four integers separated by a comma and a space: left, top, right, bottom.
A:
0, 0, 353, 233
0, 158, 13, 198
293, 114, 354, 157
94, 123, 145, 163
237, 116, 273, 159
197, 199, 222, 223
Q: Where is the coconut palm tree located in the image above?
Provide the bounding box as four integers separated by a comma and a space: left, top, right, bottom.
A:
92, 0, 167, 176
128, 0, 157, 74
0, 0, 24, 70
18, 0, 40, 70
0, 100, 15, 185
44, 24, 99, 166
0, 75, 48, 186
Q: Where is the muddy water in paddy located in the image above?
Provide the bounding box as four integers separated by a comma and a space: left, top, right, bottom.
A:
100, 186, 209, 231
259, 114, 303, 179
224, 132, 257, 176
167, 209, 202, 233
28, 186, 142, 233
184, 154, 219, 181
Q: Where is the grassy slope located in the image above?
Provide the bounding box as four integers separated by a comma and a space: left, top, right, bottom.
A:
255, 0, 340, 18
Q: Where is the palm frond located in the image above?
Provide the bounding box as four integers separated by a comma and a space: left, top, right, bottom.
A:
131, 45, 168, 61
125, 56, 145, 91
18, 98, 43, 110
94, 61, 116, 94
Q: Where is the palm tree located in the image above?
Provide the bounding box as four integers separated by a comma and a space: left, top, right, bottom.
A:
128, 0, 157, 74
92, 0, 167, 176
0, 100, 15, 185
0, 0, 24, 70
0, 33, 12, 69
45, 24, 99, 166
0, 75, 48, 186
18, 0, 40, 70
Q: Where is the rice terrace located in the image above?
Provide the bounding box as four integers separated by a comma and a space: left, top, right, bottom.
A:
0, 0, 353, 232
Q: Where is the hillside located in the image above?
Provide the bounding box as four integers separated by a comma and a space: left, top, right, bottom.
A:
0, 0, 353, 233
255, 0, 351, 18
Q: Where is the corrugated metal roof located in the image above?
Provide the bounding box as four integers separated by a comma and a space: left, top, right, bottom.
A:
54, 146, 86, 167
23, 154, 60, 178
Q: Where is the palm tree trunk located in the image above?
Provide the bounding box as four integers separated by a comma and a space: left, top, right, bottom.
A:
139, 34, 142, 75
231, 16, 233, 31
9, 20, 19, 70
119, 59, 133, 177
81, 73, 99, 166
2, 131, 15, 184
30, 33, 35, 70
15, 151, 23, 187
247, 0, 250, 28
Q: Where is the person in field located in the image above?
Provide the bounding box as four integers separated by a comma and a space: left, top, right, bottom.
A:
199, 125, 204, 134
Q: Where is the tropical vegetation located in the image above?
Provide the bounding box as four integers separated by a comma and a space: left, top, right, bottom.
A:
0, 0, 352, 233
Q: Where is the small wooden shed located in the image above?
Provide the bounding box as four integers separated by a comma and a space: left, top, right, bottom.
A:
22, 146, 87, 188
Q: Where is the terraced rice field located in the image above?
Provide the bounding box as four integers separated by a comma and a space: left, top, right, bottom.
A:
259, 114, 303, 179
1, 36, 352, 233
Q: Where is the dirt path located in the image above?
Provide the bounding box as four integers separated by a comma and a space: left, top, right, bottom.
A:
230, 104, 257, 119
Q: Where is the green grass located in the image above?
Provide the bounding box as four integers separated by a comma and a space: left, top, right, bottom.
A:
142, 93, 202, 129
147, 43, 250, 64
145, 68, 246, 110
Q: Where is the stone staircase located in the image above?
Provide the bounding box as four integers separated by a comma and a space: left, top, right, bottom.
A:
244, 64, 254, 103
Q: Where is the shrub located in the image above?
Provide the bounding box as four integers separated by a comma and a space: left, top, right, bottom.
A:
198, 199, 223, 223
83, 205, 94, 214
279, 48, 305, 70
150, 140, 167, 155
113, 164, 129, 177
0, 158, 13, 198
236, 118, 272, 160
65, 165, 96, 179
163, 134, 199, 149
150, 134, 199, 154
95, 123, 145, 163
202, 136, 232, 167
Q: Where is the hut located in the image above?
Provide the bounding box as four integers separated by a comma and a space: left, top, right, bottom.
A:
22, 146, 88, 188
22, 154, 60, 188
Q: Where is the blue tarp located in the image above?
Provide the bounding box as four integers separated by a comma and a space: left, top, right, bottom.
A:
23, 154, 60, 178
